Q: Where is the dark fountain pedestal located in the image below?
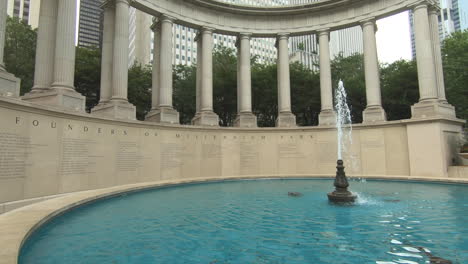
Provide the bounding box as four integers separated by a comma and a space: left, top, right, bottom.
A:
327, 159, 356, 204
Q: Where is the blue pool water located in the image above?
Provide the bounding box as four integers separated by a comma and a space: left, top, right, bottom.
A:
20, 179, 468, 264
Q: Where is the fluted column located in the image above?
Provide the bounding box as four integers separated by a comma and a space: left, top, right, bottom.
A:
0, 0, 7, 72
275, 33, 296, 127
429, 8, 446, 102
413, 4, 438, 101
159, 16, 173, 108
235, 33, 257, 127
318, 29, 335, 125
192, 27, 219, 126
23, 0, 84, 109
111, 0, 130, 101
30, 0, 57, 90
51, 0, 78, 91
361, 19, 386, 122
151, 20, 161, 110
201, 28, 214, 112
145, 16, 178, 123
92, 0, 135, 119
411, 3, 455, 118
98, 4, 115, 104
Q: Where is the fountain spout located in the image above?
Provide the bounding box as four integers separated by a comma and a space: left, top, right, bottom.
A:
327, 159, 356, 203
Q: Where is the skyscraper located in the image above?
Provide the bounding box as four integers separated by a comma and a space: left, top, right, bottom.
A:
77, 0, 103, 48
6, 0, 41, 28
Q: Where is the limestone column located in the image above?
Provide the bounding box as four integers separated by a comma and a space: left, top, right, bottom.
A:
149, 15, 179, 123
234, 33, 257, 127
93, 0, 135, 119
276, 33, 296, 127
51, 0, 78, 91
23, 0, 84, 109
192, 27, 219, 126
361, 19, 386, 122
429, 8, 446, 102
97, 3, 115, 104
0, 0, 20, 97
191, 33, 202, 124
411, 3, 455, 118
30, 0, 57, 91
413, 4, 438, 101
318, 29, 335, 125
152, 22, 161, 110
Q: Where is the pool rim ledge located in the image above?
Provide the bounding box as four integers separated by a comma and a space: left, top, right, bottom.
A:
2, 174, 468, 264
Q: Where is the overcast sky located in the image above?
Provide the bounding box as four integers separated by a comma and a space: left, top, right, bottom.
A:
376, 11, 413, 63
75, 0, 412, 64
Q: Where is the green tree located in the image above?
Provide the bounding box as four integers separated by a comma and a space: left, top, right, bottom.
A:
173, 64, 196, 124
442, 29, 468, 121
213, 45, 238, 126
4, 17, 36, 95
128, 63, 152, 120
331, 53, 366, 123
252, 62, 277, 127
380, 60, 419, 120
290, 62, 321, 126
74, 46, 101, 111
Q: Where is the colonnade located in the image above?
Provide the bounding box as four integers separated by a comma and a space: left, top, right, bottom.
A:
0, 0, 455, 126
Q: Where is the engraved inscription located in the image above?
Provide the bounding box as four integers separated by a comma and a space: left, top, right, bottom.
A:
202, 143, 221, 159
60, 138, 97, 175
117, 141, 141, 172
0, 132, 43, 178
161, 143, 185, 170
278, 142, 305, 159
240, 141, 259, 174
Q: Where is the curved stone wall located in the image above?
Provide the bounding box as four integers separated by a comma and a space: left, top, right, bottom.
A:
0, 98, 463, 206
133, 0, 431, 36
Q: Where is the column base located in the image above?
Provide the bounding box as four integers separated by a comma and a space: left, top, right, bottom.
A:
22, 88, 85, 112
0, 71, 21, 98
276, 112, 296, 127
234, 112, 257, 128
91, 100, 136, 120
192, 111, 219, 126
411, 99, 456, 119
145, 106, 180, 124
319, 109, 336, 126
362, 106, 387, 123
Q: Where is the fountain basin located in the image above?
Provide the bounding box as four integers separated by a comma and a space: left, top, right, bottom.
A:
16, 179, 468, 264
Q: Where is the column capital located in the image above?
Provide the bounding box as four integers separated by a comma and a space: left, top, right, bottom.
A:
360, 18, 377, 31
200, 26, 215, 34
277, 32, 290, 39
239, 32, 252, 39
150, 17, 160, 32
101, 0, 116, 9
159, 14, 176, 23
115, 0, 130, 5
428, 6, 440, 15
409, 1, 429, 12
317, 29, 330, 37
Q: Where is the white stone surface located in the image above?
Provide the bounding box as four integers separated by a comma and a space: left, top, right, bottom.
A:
99, 4, 115, 104
0, 0, 7, 72
318, 30, 335, 126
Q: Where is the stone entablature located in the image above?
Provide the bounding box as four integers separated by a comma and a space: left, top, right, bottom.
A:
133, 0, 437, 36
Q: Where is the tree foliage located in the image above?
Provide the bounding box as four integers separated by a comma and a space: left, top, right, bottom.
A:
128, 63, 152, 120
4, 17, 36, 95
74, 47, 101, 111
442, 30, 468, 121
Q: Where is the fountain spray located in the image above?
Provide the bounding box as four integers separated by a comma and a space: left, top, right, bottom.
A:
327, 80, 356, 204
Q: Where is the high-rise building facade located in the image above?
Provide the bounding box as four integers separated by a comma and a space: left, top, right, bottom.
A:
6, 0, 41, 28
77, 0, 103, 48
